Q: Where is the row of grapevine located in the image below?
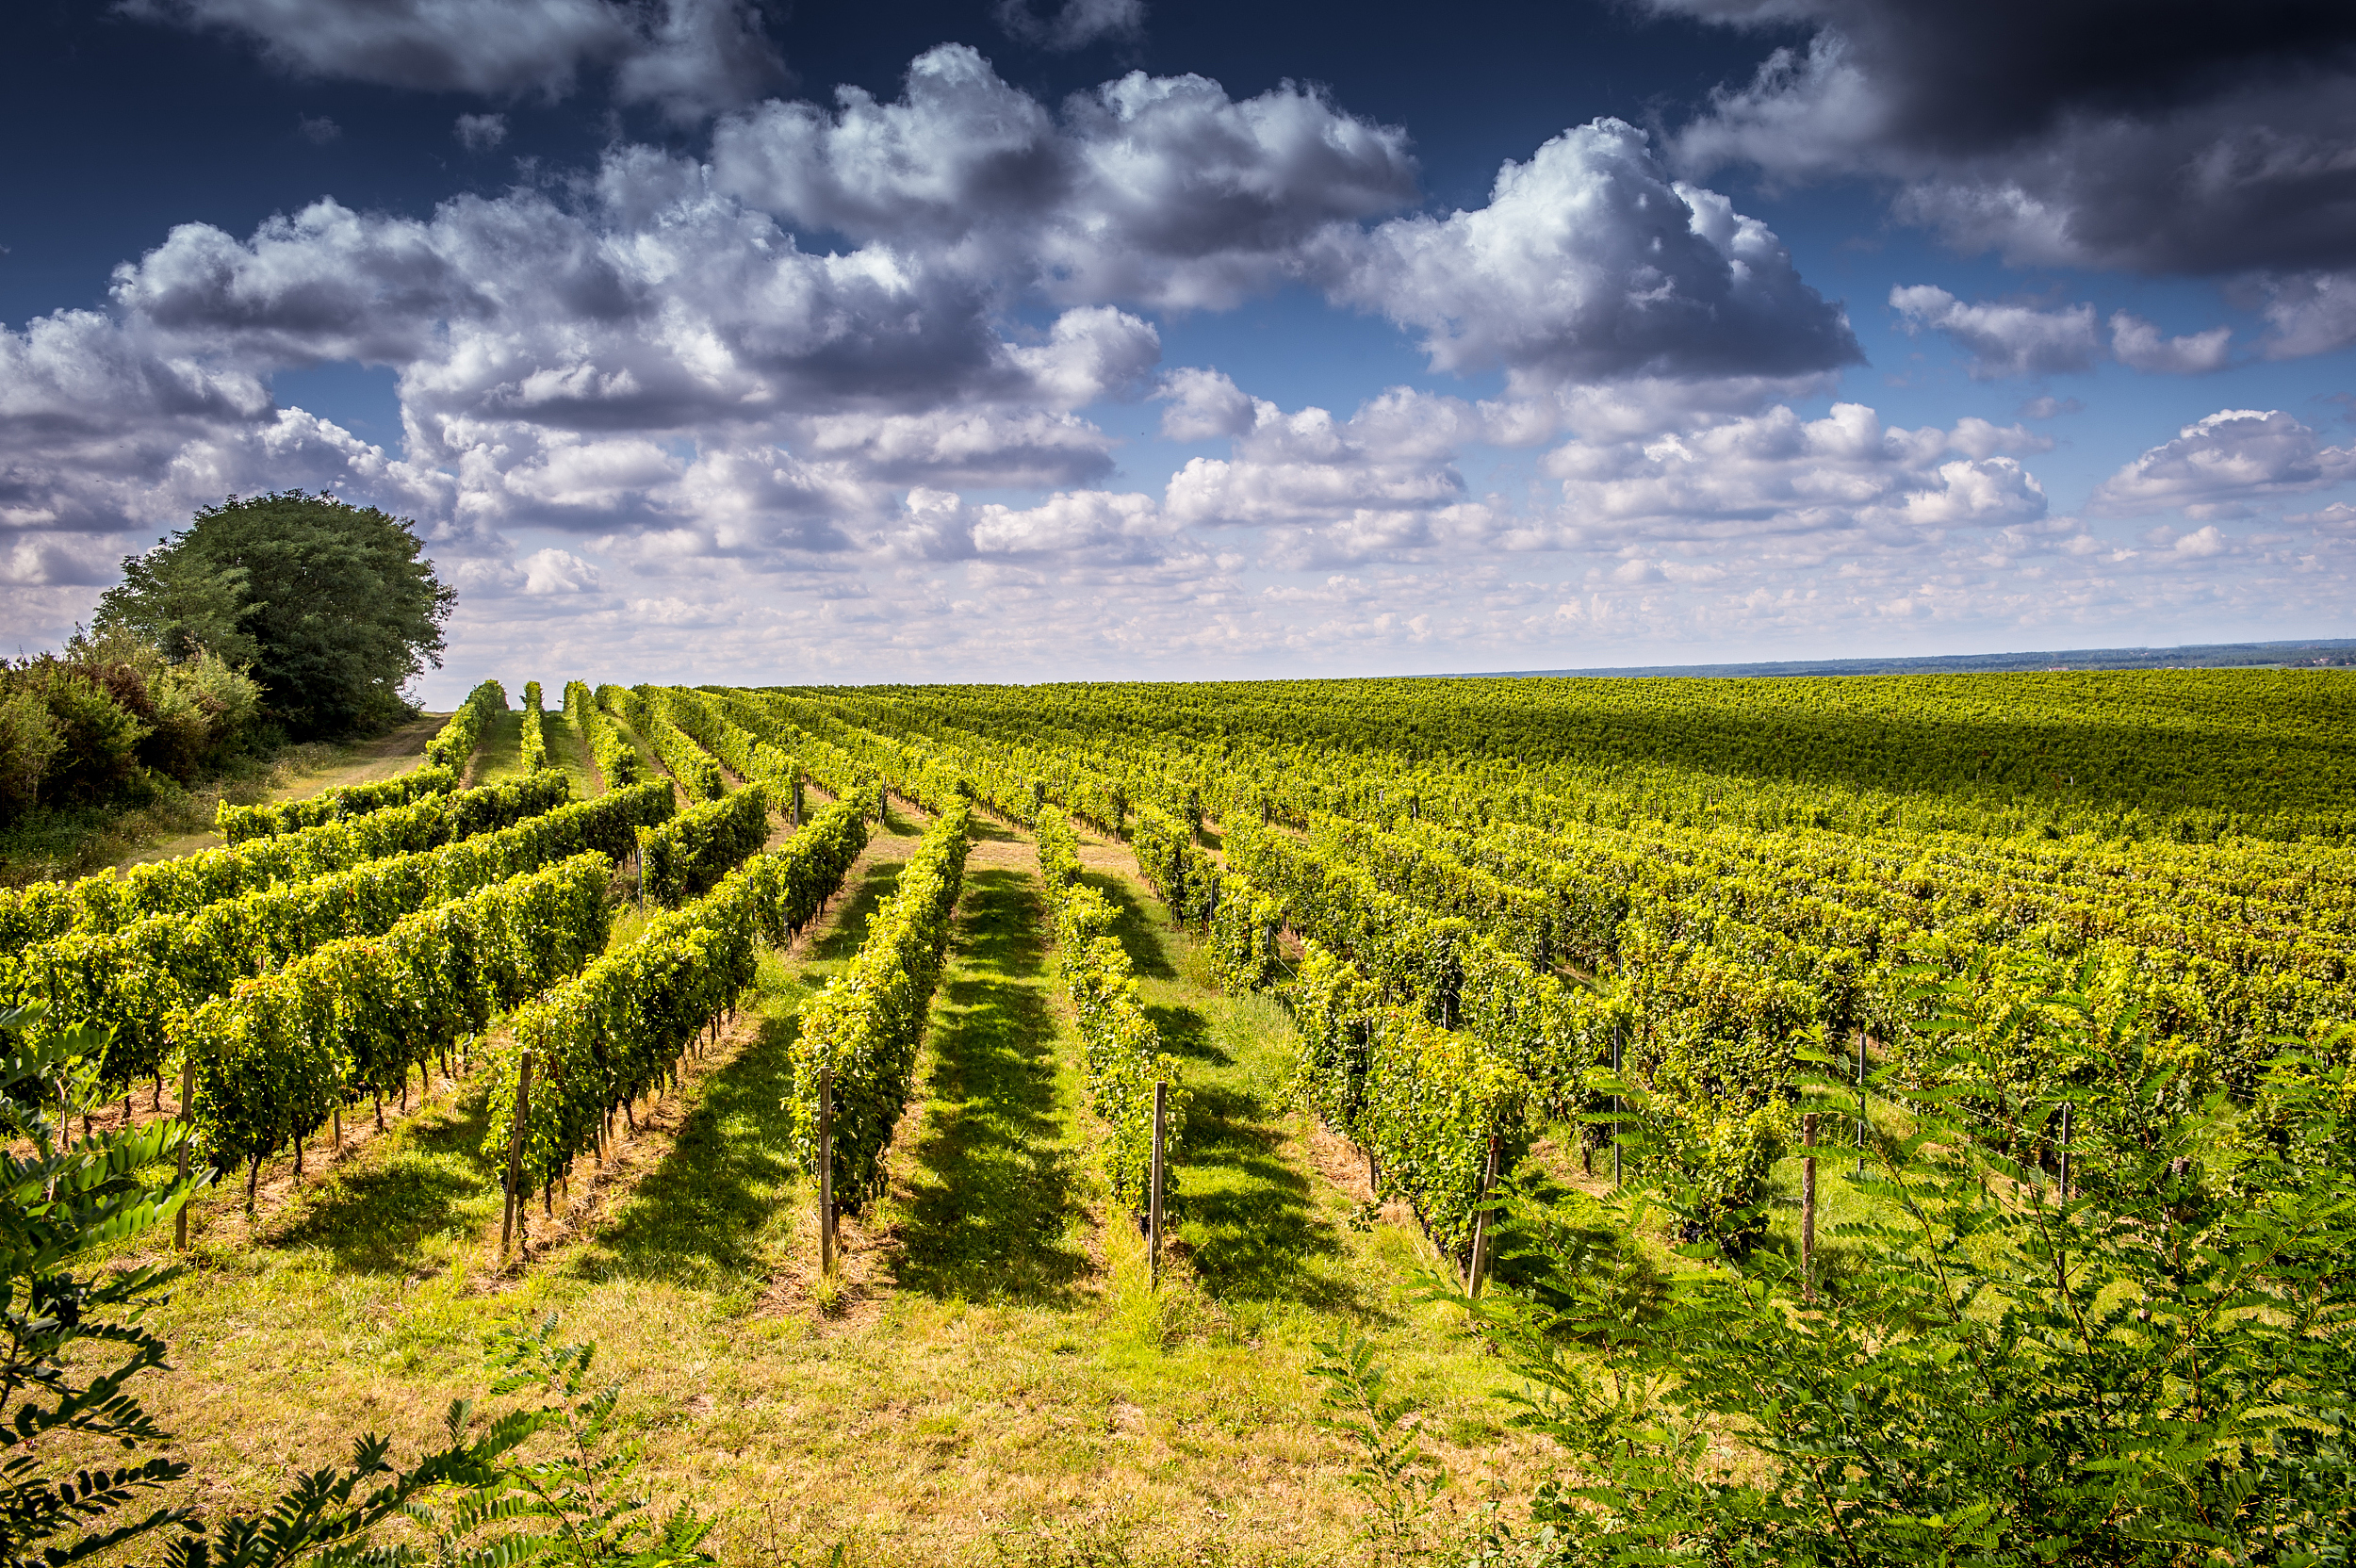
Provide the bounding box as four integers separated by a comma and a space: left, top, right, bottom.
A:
757, 694, 1783, 1241
519, 680, 550, 774
788, 803, 972, 1211
775, 687, 1203, 837
568, 678, 641, 787
700, 682, 2356, 1259
1037, 808, 1185, 1215
761, 694, 969, 814
810, 696, 1576, 1256
181, 851, 615, 1200
6, 781, 674, 1095
783, 697, 1752, 1248
0, 771, 571, 949
484, 795, 872, 1200
1219, 817, 1798, 1238
1128, 806, 1219, 925
639, 785, 771, 906
1308, 797, 2348, 1113
660, 688, 810, 817
843, 686, 2352, 1172
216, 762, 458, 843
611, 687, 723, 800
824, 674, 2356, 844
693, 682, 886, 805
424, 678, 508, 770
1068, 788, 1566, 1256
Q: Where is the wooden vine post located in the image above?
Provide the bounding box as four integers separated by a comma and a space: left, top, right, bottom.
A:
1610, 1022, 1623, 1190
2057, 1101, 2072, 1200
1149, 1079, 1167, 1289
500, 1051, 533, 1262
173, 1049, 194, 1252
1800, 1112, 1818, 1306
1466, 1131, 1501, 1298
1856, 1030, 1868, 1179
818, 1067, 837, 1281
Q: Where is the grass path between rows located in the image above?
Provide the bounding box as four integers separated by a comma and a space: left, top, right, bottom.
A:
114, 799, 1540, 1567
109, 711, 442, 873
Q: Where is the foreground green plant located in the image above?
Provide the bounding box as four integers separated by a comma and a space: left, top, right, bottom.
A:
0, 1003, 213, 1568
312, 1316, 718, 1568
1456, 985, 2356, 1566
1310, 1337, 1450, 1567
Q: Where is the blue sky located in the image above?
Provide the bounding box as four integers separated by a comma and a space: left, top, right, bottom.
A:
4, 0, 2352, 702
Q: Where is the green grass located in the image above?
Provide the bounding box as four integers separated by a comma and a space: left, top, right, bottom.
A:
469, 710, 525, 782
1085, 873, 1366, 1318
542, 708, 600, 797
570, 949, 810, 1298
883, 858, 1093, 1306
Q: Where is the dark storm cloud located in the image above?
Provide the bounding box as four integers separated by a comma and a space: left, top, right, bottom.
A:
994, 0, 1147, 54
1652, 0, 2356, 278
122, 0, 785, 121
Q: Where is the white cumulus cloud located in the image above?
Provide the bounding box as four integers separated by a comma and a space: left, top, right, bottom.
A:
2109, 312, 2232, 374
1890, 286, 2098, 379
1326, 119, 1858, 386
2089, 408, 2356, 517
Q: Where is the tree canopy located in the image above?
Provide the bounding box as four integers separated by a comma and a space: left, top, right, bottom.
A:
94, 492, 454, 738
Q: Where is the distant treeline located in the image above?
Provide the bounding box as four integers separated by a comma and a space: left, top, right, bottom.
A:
1465, 637, 2356, 680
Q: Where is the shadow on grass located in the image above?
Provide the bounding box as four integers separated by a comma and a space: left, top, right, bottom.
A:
261, 1083, 502, 1273
1483, 1167, 1669, 1324
891, 866, 1090, 1306
878, 799, 932, 837
1146, 1002, 1231, 1068
1078, 870, 1177, 980
1171, 1073, 1358, 1313
570, 1009, 808, 1288
810, 860, 904, 964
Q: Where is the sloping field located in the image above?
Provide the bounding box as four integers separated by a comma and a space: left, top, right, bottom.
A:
13, 669, 2350, 1565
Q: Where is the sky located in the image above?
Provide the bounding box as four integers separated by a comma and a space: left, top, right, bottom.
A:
3, 0, 2354, 703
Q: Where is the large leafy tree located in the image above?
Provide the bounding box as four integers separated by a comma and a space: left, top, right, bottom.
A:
94, 493, 454, 739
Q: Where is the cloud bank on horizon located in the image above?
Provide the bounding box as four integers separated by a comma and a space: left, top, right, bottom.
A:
4, 0, 2353, 695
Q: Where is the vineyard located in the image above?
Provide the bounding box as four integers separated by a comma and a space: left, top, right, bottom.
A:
11, 668, 2352, 1566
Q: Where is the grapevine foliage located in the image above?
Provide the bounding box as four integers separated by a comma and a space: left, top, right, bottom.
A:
788, 803, 971, 1212
424, 679, 507, 771
1038, 808, 1186, 1216
484, 797, 869, 1198
215, 763, 456, 843
0, 781, 672, 1095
